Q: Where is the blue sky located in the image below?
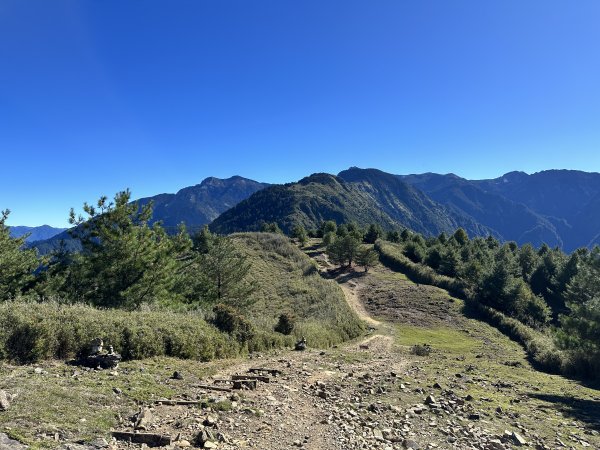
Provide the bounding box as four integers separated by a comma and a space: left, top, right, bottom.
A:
2, 1, 600, 227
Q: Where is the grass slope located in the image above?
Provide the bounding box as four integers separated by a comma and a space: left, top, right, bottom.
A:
233, 232, 365, 347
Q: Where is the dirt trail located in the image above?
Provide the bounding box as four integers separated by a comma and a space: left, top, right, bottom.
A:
25, 250, 598, 450
339, 281, 380, 326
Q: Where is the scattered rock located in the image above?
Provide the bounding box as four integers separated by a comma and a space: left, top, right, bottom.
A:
512, 431, 527, 446
0, 433, 28, 449
0, 390, 10, 411
134, 408, 154, 430
424, 394, 436, 405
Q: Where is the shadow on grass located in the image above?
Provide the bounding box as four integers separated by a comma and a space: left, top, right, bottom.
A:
529, 393, 600, 431
320, 266, 366, 283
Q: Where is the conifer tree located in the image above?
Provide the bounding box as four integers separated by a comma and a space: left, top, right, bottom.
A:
64, 190, 190, 309
0, 210, 39, 299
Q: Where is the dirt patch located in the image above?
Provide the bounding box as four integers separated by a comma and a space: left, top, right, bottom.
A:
361, 272, 465, 327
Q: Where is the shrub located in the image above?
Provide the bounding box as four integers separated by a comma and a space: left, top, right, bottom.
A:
274, 312, 296, 335
410, 343, 431, 356
375, 240, 468, 299
212, 303, 255, 343
0, 300, 239, 363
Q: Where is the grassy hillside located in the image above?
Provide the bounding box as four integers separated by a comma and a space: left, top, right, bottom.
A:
233, 232, 365, 347
0, 233, 364, 364
374, 239, 567, 375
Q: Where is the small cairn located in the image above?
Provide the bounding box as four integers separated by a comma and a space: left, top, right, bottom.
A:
294, 336, 307, 351
79, 338, 122, 369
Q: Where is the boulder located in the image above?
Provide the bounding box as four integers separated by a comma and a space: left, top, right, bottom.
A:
0, 390, 10, 411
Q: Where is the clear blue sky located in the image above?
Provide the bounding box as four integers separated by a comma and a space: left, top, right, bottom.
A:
2, 1, 600, 227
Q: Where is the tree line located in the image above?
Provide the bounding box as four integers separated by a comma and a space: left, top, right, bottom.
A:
374, 226, 600, 379
0, 191, 254, 311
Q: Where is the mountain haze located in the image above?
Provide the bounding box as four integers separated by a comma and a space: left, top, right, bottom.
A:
9, 225, 67, 243
402, 169, 600, 251
138, 176, 269, 231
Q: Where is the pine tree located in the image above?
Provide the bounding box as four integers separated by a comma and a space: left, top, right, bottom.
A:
64, 190, 190, 309
291, 224, 308, 247
0, 210, 40, 300
327, 234, 360, 268
364, 223, 383, 244
356, 247, 378, 272
196, 235, 255, 307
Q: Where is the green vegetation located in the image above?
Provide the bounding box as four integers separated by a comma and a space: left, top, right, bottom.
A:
0, 193, 364, 365
375, 230, 600, 381
0, 301, 238, 363
233, 232, 365, 347
0, 210, 39, 299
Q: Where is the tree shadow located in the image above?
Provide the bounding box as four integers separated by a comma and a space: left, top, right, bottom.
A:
528, 393, 600, 431
320, 266, 366, 283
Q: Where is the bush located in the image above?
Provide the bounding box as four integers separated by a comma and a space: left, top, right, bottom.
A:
274, 312, 296, 335
0, 300, 239, 363
212, 303, 255, 343
463, 299, 566, 374
410, 343, 431, 356
376, 239, 570, 377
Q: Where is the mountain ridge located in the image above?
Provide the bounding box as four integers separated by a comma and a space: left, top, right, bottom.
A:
28, 167, 600, 254
9, 225, 67, 243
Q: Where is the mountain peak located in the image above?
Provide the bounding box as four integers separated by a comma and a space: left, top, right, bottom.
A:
199, 175, 247, 187
298, 173, 341, 186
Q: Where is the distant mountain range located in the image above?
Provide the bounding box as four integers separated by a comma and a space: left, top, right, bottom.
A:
9, 225, 67, 243
27, 168, 600, 254
211, 169, 494, 238
31, 176, 269, 254
400, 169, 600, 251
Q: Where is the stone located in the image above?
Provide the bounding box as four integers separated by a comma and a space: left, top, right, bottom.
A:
295, 337, 307, 351
204, 415, 218, 427
424, 395, 436, 405
172, 371, 183, 380
87, 438, 109, 448
0, 433, 28, 449
134, 408, 154, 430
373, 428, 384, 441
512, 431, 527, 446
0, 390, 10, 411
403, 439, 420, 449
195, 428, 217, 447
79, 352, 121, 370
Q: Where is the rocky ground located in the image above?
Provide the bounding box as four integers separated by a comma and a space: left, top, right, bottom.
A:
1, 257, 600, 450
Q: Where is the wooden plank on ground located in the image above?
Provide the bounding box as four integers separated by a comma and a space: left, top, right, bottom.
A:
232, 374, 270, 383
154, 399, 200, 406
233, 379, 257, 390
112, 431, 171, 447
196, 384, 233, 392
